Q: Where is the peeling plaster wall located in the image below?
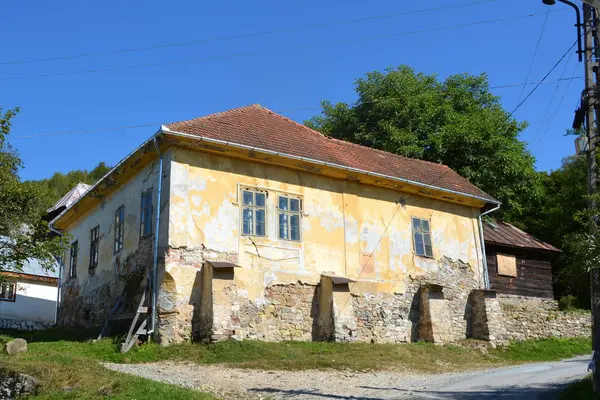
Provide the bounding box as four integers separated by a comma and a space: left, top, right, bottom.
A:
58, 150, 172, 327
159, 147, 486, 343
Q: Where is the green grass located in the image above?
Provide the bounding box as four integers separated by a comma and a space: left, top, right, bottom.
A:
560, 375, 600, 399
490, 337, 592, 362
0, 328, 593, 398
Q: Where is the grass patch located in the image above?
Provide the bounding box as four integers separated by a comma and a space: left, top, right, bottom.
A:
559, 375, 600, 399
0, 328, 592, 398
0, 328, 214, 399
490, 337, 591, 362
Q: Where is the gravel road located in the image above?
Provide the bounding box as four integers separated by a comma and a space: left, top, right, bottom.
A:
104, 355, 590, 399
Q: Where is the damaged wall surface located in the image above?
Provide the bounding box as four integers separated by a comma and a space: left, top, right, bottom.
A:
158, 147, 487, 344
58, 150, 171, 327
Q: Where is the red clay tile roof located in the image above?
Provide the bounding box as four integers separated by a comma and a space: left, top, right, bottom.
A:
166, 104, 496, 203
484, 220, 560, 252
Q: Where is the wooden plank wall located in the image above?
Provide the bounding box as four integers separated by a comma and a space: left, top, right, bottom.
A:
486, 245, 554, 298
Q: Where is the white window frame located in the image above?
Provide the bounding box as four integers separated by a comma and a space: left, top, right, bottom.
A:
114, 205, 125, 253
412, 217, 433, 258
0, 282, 16, 302
277, 195, 302, 241
240, 188, 267, 237
69, 240, 78, 279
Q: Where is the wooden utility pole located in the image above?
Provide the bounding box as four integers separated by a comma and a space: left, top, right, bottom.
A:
584, 3, 600, 391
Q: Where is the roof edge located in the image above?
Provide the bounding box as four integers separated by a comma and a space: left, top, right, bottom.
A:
161, 126, 501, 207
50, 129, 163, 229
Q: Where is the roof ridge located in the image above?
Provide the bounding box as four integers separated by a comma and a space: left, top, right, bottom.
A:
258, 106, 450, 170
166, 104, 262, 128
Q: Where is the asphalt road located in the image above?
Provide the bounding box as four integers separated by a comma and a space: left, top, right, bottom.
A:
407, 355, 590, 399
105, 355, 591, 399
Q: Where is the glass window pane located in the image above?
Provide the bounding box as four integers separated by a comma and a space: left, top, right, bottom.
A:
415, 241, 425, 256
422, 220, 430, 232
279, 196, 289, 210
424, 233, 432, 247
291, 215, 300, 240
279, 213, 288, 239
242, 191, 253, 205
425, 244, 433, 257
243, 208, 253, 234
255, 193, 266, 207
290, 199, 300, 212
412, 218, 421, 231
414, 232, 424, 255
255, 210, 266, 236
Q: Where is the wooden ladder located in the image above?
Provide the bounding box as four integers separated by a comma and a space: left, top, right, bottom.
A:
97, 276, 152, 353
120, 288, 150, 353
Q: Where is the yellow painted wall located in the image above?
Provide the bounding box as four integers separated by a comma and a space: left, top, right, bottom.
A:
167, 147, 485, 300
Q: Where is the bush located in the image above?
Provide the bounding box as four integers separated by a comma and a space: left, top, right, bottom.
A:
559, 295, 578, 311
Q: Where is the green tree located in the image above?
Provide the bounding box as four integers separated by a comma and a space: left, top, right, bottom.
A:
24, 161, 111, 210
0, 107, 66, 273
306, 65, 540, 221
524, 156, 589, 307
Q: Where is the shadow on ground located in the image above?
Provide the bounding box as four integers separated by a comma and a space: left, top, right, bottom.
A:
249, 382, 570, 399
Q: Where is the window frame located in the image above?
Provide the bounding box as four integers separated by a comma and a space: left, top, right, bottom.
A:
114, 205, 125, 253
89, 225, 100, 273
240, 188, 267, 237
277, 195, 302, 241
69, 240, 78, 280
412, 217, 433, 258
0, 282, 16, 302
140, 190, 153, 238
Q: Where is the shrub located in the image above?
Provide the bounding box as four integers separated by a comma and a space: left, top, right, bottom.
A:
559, 295, 578, 311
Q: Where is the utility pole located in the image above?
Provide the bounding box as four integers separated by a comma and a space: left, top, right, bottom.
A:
584, 3, 600, 391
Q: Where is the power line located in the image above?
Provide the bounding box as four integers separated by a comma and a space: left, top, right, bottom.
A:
5, 77, 584, 140
516, 7, 551, 105
0, 10, 567, 82
509, 38, 580, 117
0, 0, 498, 66
537, 60, 581, 144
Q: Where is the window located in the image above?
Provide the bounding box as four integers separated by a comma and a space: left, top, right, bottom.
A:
412, 217, 433, 257
69, 241, 78, 279
140, 190, 153, 237
114, 206, 125, 253
89, 225, 100, 272
497, 253, 517, 277
278, 196, 301, 241
0, 282, 16, 302
241, 189, 266, 236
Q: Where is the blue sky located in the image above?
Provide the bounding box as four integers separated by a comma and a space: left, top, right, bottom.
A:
1, 0, 584, 181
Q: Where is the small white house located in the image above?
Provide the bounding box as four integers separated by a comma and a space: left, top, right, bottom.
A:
0, 257, 59, 330
0, 183, 91, 331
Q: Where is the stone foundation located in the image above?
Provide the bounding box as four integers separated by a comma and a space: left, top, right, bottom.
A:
0, 318, 54, 331
498, 294, 591, 341
468, 290, 507, 345
58, 237, 154, 328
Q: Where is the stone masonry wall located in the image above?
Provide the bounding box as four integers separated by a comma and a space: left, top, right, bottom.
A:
352, 257, 479, 344
0, 318, 54, 331
498, 294, 591, 341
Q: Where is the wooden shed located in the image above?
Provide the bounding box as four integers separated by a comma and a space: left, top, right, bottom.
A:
483, 220, 561, 298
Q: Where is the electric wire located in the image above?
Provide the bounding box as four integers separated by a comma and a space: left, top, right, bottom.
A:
0, 0, 498, 66
0, 10, 567, 82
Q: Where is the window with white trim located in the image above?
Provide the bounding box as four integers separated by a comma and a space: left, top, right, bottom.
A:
278, 196, 302, 241
412, 217, 433, 257
241, 189, 266, 236
114, 206, 125, 253
0, 282, 16, 302
69, 241, 78, 279
140, 190, 153, 237
89, 225, 100, 273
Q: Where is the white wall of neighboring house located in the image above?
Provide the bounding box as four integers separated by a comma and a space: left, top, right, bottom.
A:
0, 280, 58, 323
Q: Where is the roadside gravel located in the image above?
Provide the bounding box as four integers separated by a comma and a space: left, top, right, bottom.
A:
103, 355, 589, 399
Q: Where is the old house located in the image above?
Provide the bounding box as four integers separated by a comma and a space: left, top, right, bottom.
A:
50, 105, 587, 346
484, 220, 560, 299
